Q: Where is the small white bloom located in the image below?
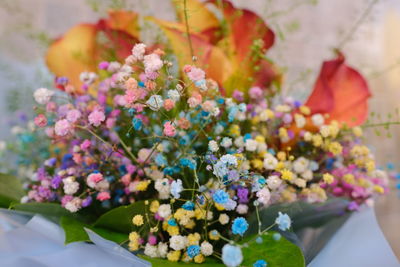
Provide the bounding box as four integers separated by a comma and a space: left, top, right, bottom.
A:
236, 204, 249, 214
168, 89, 180, 101
292, 157, 309, 174
144, 243, 159, 258
320, 125, 330, 138
63, 177, 79, 195
200, 241, 213, 256
80, 71, 97, 84
155, 178, 171, 199
263, 154, 278, 170
107, 61, 121, 72
294, 114, 306, 128
211, 107, 220, 117
131, 43, 146, 61
218, 213, 229, 225
302, 170, 313, 181
146, 95, 164, 111
234, 137, 244, 148
34, 88, 54, 105
266, 175, 282, 190
303, 131, 312, 141
158, 242, 168, 258
65, 197, 82, 213
215, 124, 224, 134
143, 53, 163, 73
311, 114, 325, 127
221, 137, 232, 148
245, 139, 258, 152
95, 180, 110, 191
294, 178, 306, 188
169, 235, 187, 251
256, 187, 271, 205
208, 140, 219, 152
157, 204, 172, 218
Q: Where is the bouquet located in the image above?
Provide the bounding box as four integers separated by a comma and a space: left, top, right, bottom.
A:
0, 1, 392, 266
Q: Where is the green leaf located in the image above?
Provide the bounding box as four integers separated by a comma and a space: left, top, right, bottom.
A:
0, 173, 25, 208
240, 232, 305, 267
61, 216, 90, 244
93, 200, 147, 233
61, 216, 128, 244
139, 255, 224, 267
10, 202, 71, 218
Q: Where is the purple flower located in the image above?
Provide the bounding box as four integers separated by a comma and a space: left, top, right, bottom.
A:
51, 176, 62, 189
237, 188, 249, 203
82, 196, 93, 208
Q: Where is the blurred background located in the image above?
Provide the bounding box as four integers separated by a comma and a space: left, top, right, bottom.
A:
0, 0, 399, 257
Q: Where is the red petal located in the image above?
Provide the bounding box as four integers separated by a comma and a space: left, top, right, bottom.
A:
305, 54, 371, 127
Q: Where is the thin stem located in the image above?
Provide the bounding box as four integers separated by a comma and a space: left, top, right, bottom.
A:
362, 121, 400, 128
183, 0, 195, 60
337, 0, 379, 50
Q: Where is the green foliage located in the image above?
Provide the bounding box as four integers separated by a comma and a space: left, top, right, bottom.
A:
0, 173, 25, 208
140, 256, 224, 267
240, 232, 305, 267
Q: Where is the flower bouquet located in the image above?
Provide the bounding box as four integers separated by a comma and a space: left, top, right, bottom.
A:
0, 0, 391, 266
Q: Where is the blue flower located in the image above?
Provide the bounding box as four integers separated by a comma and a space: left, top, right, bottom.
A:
187, 245, 200, 258
213, 161, 229, 178
182, 201, 195, 211
232, 217, 249, 236
155, 154, 167, 167
275, 212, 291, 231
168, 218, 177, 226
132, 117, 142, 130
253, 260, 267, 267
179, 158, 196, 170
222, 244, 243, 267
170, 179, 183, 199
213, 190, 229, 204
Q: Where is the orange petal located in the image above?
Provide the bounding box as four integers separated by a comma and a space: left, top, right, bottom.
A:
45, 24, 97, 92
148, 18, 233, 86
305, 53, 371, 127
173, 0, 220, 42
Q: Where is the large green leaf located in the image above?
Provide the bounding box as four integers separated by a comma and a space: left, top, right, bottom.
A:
10, 202, 72, 218
0, 173, 25, 208
61, 216, 128, 244
240, 232, 305, 267
139, 255, 224, 267
93, 200, 147, 233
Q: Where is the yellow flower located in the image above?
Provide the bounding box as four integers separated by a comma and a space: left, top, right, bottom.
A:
184, 219, 196, 229
136, 180, 150, 191
229, 124, 240, 137
128, 240, 140, 251
132, 215, 144, 226
167, 225, 180, 236
260, 109, 275, 121
188, 233, 201, 245
251, 116, 260, 125
209, 230, 220, 240
373, 185, 384, 194
129, 231, 139, 242
281, 169, 294, 181
167, 250, 181, 262
279, 127, 288, 138
214, 203, 225, 211
352, 126, 363, 137
275, 161, 285, 171
255, 135, 265, 143
299, 105, 311, 115
328, 142, 343, 155
251, 159, 263, 170
322, 173, 334, 184
194, 208, 206, 220
194, 254, 205, 263
312, 134, 323, 147
150, 200, 160, 213
343, 174, 355, 184
366, 160, 375, 172
277, 151, 286, 161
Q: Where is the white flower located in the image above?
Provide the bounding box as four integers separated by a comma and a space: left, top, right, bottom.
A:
303, 131, 312, 141
218, 213, 229, 225
257, 142, 267, 153
211, 107, 220, 117
294, 178, 306, 188
34, 88, 54, 105
65, 197, 82, 213
256, 187, 271, 205
302, 170, 313, 181
320, 125, 330, 138
266, 175, 282, 190
143, 53, 163, 73
0, 141, 6, 151
158, 242, 168, 258
215, 124, 224, 135
263, 154, 278, 170
200, 241, 213, 256
221, 137, 232, 148
275, 104, 291, 113
208, 140, 219, 152
63, 177, 79, 195
234, 137, 245, 148
245, 139, 258, 152
107, 61, 121, 72
155, 178, 171, 199
144, 243, 159, 258
131, 43, 146, 61
168, 89, 180, 101
146, 95, 164, 111
236, 204, 248, 214
80, 71, 97, 84
169, 235, 187, 251
95, 180, 110, 191
157, 204, 172, 218
294, 114, 306, 128
311, 113, 324, 127
293, 157, 309, 173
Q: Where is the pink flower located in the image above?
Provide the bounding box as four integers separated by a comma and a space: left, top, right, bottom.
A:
66, 109, 81, 123
187, 93, 202, 108
54, 119, 71, 136
114, 95, 127, 106
124, 89, 147, 107
201, 100, 215, 112
164, 99, 175, 111
80, 139, 91, 150
96, 191, 111, 201
46, 102, 57, 112
143, 53, 163, 73
256, 187, 271, 205
125, 78, 138, 90
88, 109, 105, 127
148, 235, 157, 245
45, 127, 55, 138
183, 65, 192, 73
73, 153, 83, 164
163, 121, 176, 137
232, 90, 244, 101
87, 173, 104, 188
34, 114, 48, 127
178, 117, 190, 129
249, 86, 263, 99
187, 67, 205, 82
106, 118, 116, 129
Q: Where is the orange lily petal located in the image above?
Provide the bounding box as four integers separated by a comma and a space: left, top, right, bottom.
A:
305, 53, 371, 127
45, 24, 98, 92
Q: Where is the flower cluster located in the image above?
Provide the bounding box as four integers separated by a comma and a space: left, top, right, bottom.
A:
24, 43, 388, 265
